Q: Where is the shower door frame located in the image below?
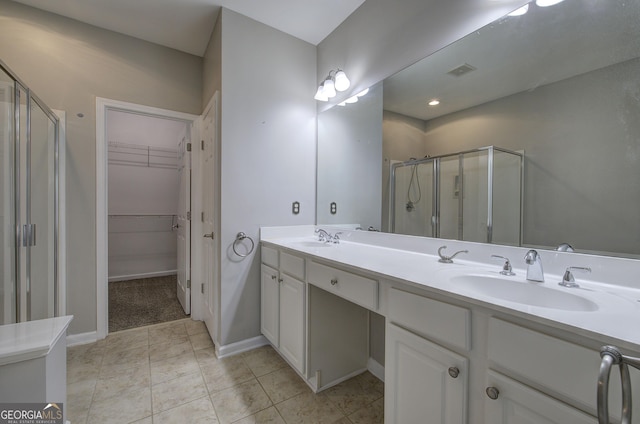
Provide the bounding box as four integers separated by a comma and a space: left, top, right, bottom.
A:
1, 59, 63, 323
389, 146, 524, 245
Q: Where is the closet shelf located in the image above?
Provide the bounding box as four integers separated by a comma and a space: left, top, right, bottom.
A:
108, 141, 178, 169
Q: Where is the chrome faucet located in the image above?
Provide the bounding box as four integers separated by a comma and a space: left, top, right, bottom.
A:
315, 228, 331, 242
524, 249, 544, 282
438, 246, 468, 264
315, 228, 341, 244
559, 266, 591, 288
556, 243, 575, 252
491, 255, 515, 276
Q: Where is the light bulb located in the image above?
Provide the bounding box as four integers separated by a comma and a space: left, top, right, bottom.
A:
323, 77, 336, 98
334, 70, 350, 91
314, 84, 328, 101
535, 0, 565, 6
508, 4, 529, 16
428, 99, 440, 106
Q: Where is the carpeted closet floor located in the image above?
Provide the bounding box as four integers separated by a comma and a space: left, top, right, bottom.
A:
108, 274, 189, 332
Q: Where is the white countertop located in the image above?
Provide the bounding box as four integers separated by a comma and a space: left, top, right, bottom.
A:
261, 226, 640, 351
0, 316, 73, 366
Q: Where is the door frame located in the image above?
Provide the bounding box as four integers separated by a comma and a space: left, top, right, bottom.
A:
96, 97, 199, 339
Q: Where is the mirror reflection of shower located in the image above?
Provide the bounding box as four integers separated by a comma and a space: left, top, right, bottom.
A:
391, 146, 523, 245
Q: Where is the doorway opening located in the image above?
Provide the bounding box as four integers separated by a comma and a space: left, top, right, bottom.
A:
107, 110, 189, 331
96, 98, 199, 337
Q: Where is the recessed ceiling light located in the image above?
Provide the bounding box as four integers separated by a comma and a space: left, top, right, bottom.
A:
536, 0, 565, 7
428, 99, 440, 106
508, 4, 529, 16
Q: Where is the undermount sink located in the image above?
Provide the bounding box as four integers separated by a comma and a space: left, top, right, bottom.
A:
451, 275, 599, 312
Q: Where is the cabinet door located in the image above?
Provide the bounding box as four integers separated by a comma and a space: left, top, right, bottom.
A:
279, 274, 305, 373
385, 323, 468, 424
261, 264, 279, 346
485, 371, 597, 424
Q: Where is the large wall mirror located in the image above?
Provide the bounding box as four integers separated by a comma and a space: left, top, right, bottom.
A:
317, 0, 640, 258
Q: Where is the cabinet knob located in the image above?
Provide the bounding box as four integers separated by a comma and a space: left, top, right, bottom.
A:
448, 367, 460, 378
278, 278, 283, 283
271, 275, 277, 280
330, 278, 338, 286
486, 387, 500, 400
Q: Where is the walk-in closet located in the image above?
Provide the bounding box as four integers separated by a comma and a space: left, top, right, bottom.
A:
107, 110, 190, 331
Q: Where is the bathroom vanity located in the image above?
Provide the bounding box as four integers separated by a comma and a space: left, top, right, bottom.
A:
0, 315, 73, 422
260, 226, 640, 424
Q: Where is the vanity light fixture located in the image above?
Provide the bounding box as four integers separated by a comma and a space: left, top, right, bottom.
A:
315, 69, 351, 101
314, 83, 329, 101
340, 87, 370, 105
508, 4, 529, 16
345, 95, 359, 104
334, 70, 351, 91
428, 99, 441, 106
536, 0, 565, 6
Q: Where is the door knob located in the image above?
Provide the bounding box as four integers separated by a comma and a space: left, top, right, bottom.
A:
203, 232, 214, 238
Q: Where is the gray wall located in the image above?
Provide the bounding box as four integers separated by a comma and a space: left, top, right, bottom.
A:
0, 0, 202, 335
385, 58, 640, 256
218, 9, 317, 346
317, 83, 383, 229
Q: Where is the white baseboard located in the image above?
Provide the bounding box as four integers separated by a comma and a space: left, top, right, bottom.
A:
108, 270, 177, 282
215, 335, 269, 358
367, 357, 385, 382
66, 331, 100, 347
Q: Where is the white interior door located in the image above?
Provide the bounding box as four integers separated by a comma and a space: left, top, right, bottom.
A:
176, 134, 191, 314
201, 93, 219, 345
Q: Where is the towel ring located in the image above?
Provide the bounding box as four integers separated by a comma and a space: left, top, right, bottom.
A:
233, 232, 255, 258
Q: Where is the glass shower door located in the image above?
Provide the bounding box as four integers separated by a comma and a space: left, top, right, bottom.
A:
0, 61, 60, 324
0, 67, 15, 325
28, 100, 57, 320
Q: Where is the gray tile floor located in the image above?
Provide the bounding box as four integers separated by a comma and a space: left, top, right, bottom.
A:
67, 318, 384, 423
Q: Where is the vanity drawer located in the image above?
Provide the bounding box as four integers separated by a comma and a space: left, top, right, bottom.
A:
280, 251, 305, 280
487, 318, 639, 417
261, 244, 279, 268
388, 288, 471, 351
307, 261, 378, 310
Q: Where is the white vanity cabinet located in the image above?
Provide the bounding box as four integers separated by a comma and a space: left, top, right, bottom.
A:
386, 323, 469, 424
486, 318, 640, 423
260, 245, 306, 374
484, 371, 597, 424
385, 288, 470, 424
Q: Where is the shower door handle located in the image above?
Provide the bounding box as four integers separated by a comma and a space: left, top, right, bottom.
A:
22, 224, 36, 247
203, 232, 214, 239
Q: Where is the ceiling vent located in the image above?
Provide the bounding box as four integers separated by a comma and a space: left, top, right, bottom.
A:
447, 63, 477, 77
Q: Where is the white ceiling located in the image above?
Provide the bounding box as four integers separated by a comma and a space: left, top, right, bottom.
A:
10, 0, 366, 56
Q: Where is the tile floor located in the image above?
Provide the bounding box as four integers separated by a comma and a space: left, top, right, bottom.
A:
67, 318, 384, 424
